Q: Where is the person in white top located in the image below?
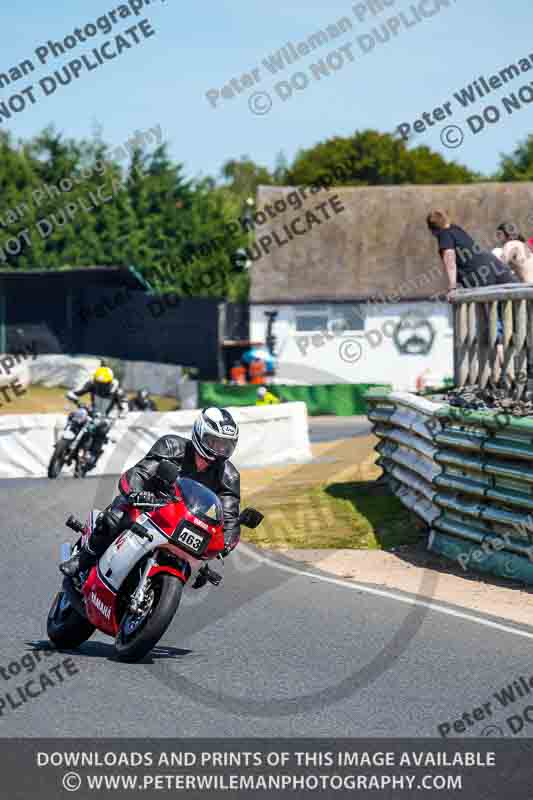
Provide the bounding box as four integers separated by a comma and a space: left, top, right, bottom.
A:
496, 222, 533, 283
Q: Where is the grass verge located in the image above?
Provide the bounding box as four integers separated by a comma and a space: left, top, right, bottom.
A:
0, 385, 178, 414
242, 481, 418, 551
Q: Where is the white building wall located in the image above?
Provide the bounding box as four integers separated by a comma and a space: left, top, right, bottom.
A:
251, 302, 453, 391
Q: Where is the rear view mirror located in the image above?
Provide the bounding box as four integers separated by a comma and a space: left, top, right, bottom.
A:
239, 507, 264, 529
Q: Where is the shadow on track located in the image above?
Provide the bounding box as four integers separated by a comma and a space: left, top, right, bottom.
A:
29, 639, 192, 664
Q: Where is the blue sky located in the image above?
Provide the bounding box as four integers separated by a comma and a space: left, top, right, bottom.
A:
1, 0, 533, 182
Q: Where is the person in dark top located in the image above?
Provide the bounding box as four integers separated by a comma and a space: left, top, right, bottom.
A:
59, 407, 241, 586
129, 388, 157, 412
426, 209, 517, 300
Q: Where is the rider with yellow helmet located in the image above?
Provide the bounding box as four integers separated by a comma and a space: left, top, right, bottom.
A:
66, 365, 128, 469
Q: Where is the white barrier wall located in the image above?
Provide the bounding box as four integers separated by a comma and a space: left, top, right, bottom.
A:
119, 361, 182, 396
0, 402, 311, 479
27, 355, 183, 397
28, 355, 101, 388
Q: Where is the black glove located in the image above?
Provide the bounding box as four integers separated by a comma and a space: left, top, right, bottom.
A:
129, 490, 159, 506
222, 543, 234, 558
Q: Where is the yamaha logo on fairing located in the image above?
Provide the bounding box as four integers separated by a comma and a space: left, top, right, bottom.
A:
191, 516, 209, 531
90, 591, 111, 620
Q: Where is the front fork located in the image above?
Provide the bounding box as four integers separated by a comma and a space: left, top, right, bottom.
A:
129, 555, 158, 614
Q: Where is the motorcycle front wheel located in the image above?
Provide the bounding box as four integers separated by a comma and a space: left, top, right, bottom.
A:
114, 575, 183, 663
47, 591, 95, 648
47, 439, 69, 479
74, 454, 88, 479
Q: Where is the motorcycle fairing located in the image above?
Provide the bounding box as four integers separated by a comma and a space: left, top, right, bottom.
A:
148, 501, 225, 558
96, 519, 167, 593
82, 568, 118, 635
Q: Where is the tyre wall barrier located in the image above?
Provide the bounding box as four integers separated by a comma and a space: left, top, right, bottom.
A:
366, 389, 444, 528
0, 402, 311, 479
365, 388, 533, 584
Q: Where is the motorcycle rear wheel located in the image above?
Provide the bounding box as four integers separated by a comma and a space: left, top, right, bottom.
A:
114, 575, 183, 663
47, 591, 95, 648
47, 440, 69, 479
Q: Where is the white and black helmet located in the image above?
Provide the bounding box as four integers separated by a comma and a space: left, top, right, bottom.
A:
192, 407, 239, 462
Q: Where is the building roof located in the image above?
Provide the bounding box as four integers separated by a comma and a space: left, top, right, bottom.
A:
250, 182, 533, 304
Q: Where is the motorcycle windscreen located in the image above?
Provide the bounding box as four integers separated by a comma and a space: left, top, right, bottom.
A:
177, 478, 223, 524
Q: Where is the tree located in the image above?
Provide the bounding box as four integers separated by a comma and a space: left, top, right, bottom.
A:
122, 144, 196, 284
272, 150, 289, 184
405, 144, 478, 184
286, 130, 478, 186
0, 124, 485, 302
220, 156, 274, 201
498, 135, 533, 181
0, 125, 252, 298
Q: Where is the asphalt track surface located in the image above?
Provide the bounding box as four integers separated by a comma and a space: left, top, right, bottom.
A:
308, 416, 372, 442
2, 475, 533, 738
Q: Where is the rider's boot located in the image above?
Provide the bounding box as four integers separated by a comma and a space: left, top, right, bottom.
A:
59, 515, 111, 580
192, 563, 222, 589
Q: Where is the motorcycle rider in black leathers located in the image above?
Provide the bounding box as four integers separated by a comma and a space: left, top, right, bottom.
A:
128, 388, 157, 412
60, 407, 241, 587
66, 366, 128, 470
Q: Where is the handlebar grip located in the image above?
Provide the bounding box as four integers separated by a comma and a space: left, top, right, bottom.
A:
65, 514, 85, 534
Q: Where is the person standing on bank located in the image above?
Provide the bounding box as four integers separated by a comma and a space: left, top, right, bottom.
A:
426, 210, 518, 300
495, 222, 533, 283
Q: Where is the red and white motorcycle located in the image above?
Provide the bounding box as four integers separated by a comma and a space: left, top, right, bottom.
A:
47, 460, 263, 662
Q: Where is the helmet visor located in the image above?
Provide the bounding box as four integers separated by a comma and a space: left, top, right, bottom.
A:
203, 432, 237, 459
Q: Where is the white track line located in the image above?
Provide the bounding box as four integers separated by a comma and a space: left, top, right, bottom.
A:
240, 544, 533, 641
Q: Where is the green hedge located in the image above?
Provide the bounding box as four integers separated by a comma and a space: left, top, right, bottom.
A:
198, 383, 392, 416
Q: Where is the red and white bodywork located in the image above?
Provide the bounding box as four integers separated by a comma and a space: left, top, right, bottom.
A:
48, 470, 262, 662
76, 478, 225, 638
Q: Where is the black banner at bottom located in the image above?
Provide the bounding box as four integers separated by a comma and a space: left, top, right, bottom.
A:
2, 738, 533, 799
